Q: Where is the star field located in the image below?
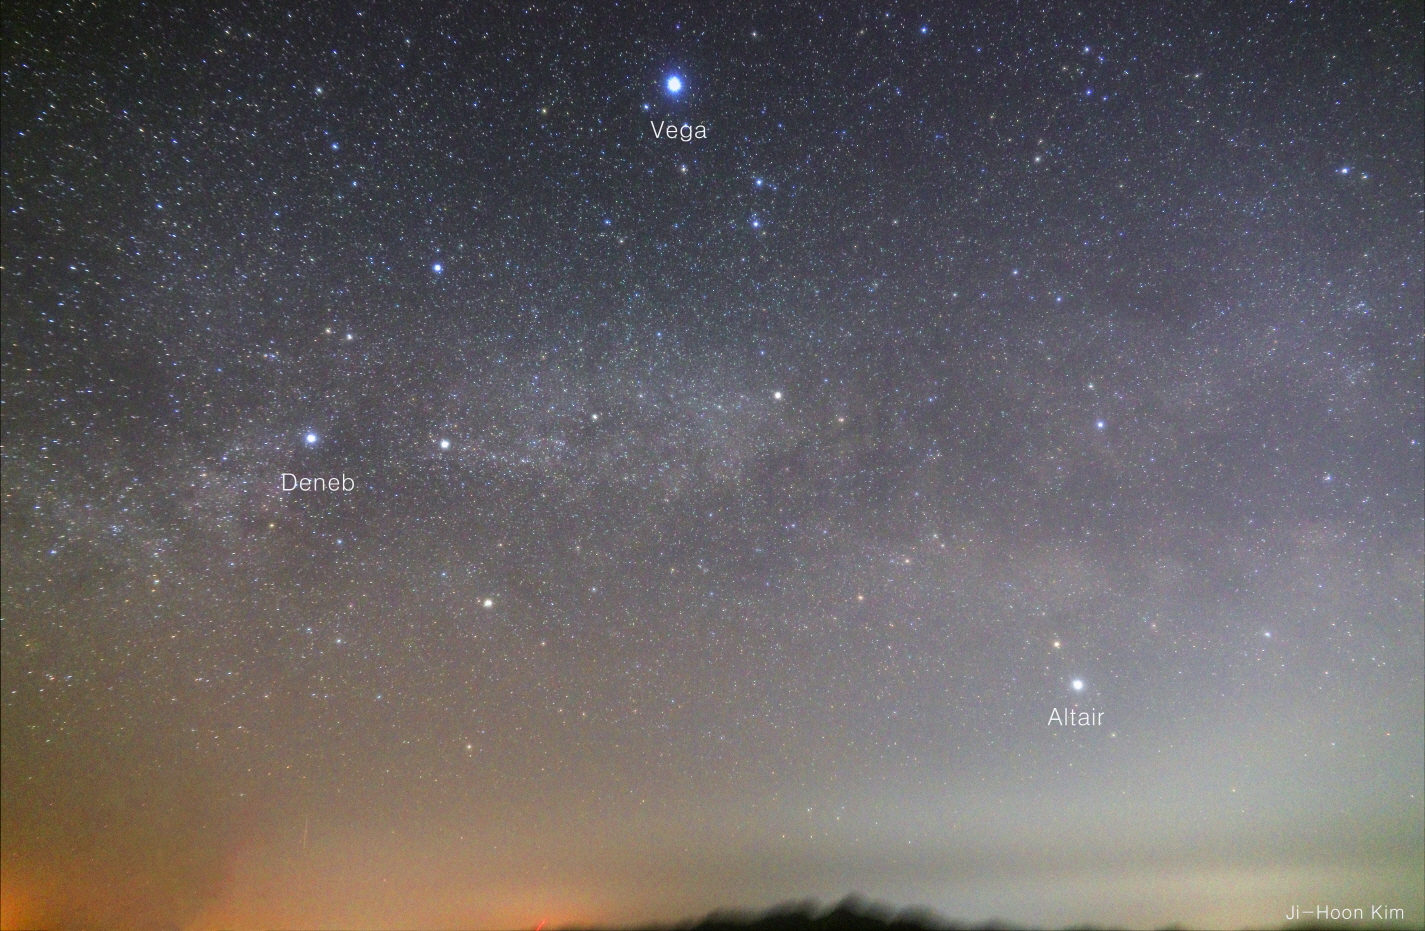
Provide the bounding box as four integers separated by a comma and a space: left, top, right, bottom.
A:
2, 3, 1422, 929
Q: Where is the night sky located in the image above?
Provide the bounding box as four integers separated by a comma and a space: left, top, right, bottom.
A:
2, 2, 1422, 929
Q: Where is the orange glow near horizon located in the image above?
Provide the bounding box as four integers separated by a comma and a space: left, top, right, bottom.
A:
0, 880, 35, 931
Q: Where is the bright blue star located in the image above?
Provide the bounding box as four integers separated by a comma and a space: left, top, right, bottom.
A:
305, 433, 319, 445
666, 75, 683, 94
432, 263, 443, 274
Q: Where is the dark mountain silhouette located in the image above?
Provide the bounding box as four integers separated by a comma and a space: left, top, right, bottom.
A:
563, 895, 1103, 931
673, 896, 998, 931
